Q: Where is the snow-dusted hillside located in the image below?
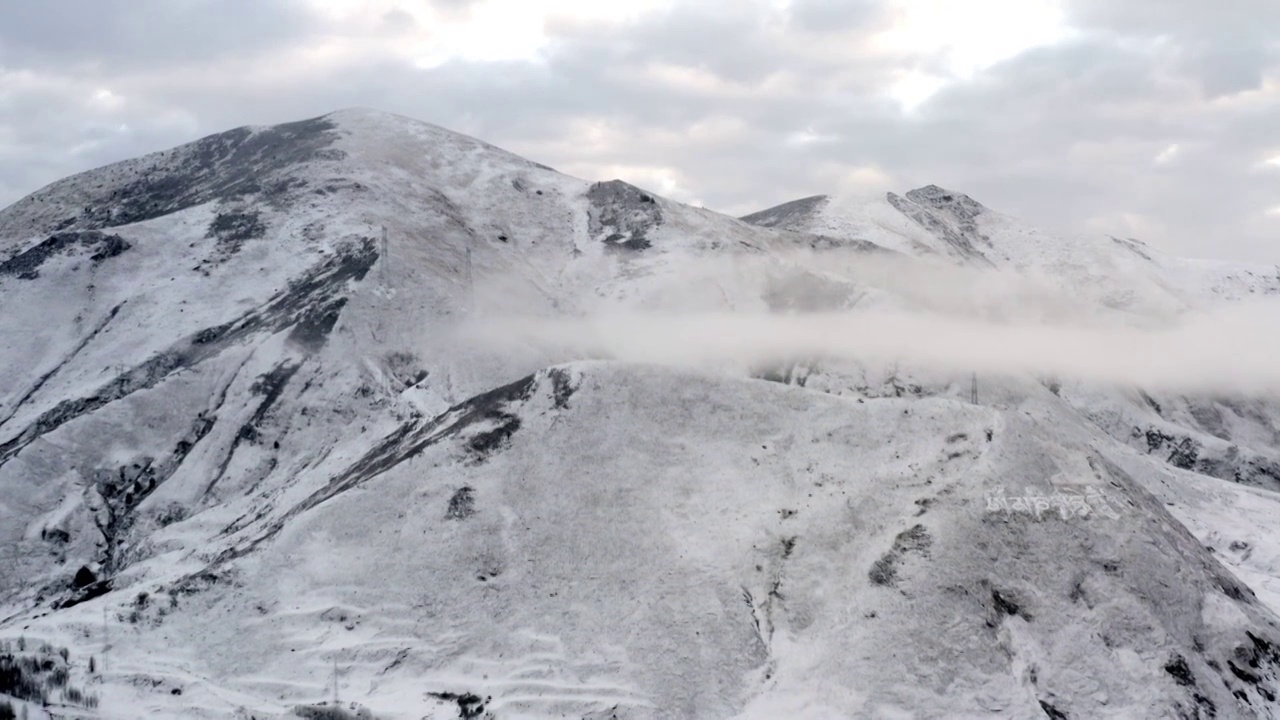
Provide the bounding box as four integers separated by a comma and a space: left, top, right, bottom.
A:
743, 190, 1280, 488
1, 109, 1279, 719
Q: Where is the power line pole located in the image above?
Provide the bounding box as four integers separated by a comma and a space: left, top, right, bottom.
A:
970, 372, 978, 404
102, 606, 110, 675
380, 226, 389, 286
333, 657, 339, 705
464, 246, 474, 313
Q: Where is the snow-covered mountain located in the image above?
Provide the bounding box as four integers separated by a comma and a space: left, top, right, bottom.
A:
1, 109, 1280, 719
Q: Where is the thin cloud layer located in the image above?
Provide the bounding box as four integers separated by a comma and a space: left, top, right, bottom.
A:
0, 0, 1276, 261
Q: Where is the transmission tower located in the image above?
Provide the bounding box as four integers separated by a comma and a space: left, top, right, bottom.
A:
102, 606, 110, 675
379, 226, 389, 286
465, 246, 474, 313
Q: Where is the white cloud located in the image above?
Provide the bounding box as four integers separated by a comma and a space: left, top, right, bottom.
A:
784, 128, 839, 146
872, 0, 1073, 109
299, 0, 679, 69
91, 88, 125, 111
877, 0, 1071, 77
1154, 143, 1180, 164
885, 70, 946, 111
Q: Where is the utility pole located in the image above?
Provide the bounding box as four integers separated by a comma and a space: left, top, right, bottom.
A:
970, 372, 978, 404
102, 606, 110, 675
333, 657, 339, 705
380, 226, 389, 286
464, 246, 474, 313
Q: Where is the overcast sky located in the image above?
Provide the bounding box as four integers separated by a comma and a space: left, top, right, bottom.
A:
0, 0, 1277, 261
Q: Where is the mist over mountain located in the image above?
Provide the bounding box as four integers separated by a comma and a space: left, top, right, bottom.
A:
2, 109, 1280, 719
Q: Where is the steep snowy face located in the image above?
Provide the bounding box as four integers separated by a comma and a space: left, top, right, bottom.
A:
0, 108, 823, 611
1, 110, 1280, 720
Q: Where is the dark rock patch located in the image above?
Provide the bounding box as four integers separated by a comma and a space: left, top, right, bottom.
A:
72, 566, 97, 588
427, 691, 488, 719
206, 209, 267, 254
446, 487, 476, 520
0, 230, 131, 279
1038, 699, 1069, 719
587, 180, 662, 252
39, 115, 340, 233
287, 297, 347, 353
545, 367, 576, 409
1166, 655, 1196, 687
53, 578, 113, 609
868, 524, 932, 587
985, 585, 1033, 627
1110, 236, 1154, 261
466, 413, 521, 459
1141, 425, 1280, 492
992, 589, 1020, 617
887, 186, 992, 264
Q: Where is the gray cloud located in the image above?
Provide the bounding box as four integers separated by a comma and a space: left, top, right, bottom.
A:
787, 0, 887, 34
1065, 0, 1280, 98
0, 0, 317, 70
0, 0, 1277, 262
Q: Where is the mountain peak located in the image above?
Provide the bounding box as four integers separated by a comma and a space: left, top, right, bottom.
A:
900, 184, 987, 217
738, 194, 830, 228
0, 113, 347, 244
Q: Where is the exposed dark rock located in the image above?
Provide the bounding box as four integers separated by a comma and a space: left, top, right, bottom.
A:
1139, 425, 1280, 492
427, 691, 488, 719
1165, 655, 1196, 688
466, 413, 520, 459
545, 367, 577, 409
206, 209, 267, 254
1038, 699, 1069, 719
287, 297, 348, 352
72, 566, 97, 588
446, 487, 476, 520
868, 524, 932, 587
0, 230, 131, 279
587, 180, 662, 252
54, 578, 113, 609
1110, 236, 1153, 261
886, 185, 992, 264
10, 115, 340, 236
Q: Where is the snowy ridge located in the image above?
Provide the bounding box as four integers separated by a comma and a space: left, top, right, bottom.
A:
0, 109, 1278, 718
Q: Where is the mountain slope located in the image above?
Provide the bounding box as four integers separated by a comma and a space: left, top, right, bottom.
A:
744, 187, 1280, 496
0, 109, 1279, 719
